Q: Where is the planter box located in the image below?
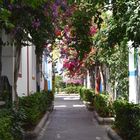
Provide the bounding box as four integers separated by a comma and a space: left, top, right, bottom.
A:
86, 104, 94, 111
22, 105, 54, 140
93, 111, 114, 125
82, 101, 94, 111
0, 101, 5, 108
106, 126, 123, 140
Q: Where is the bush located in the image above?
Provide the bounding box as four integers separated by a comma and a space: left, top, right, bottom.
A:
0, 109, 13, 140
113, 100, 140, 140
65, 86, 81, 94
0, 90, 54, 139
79, 88, 95, 104
94, 94, 114, 117
0, 108, 24, 140
79, 87, 84, 99
55, 76, 66, 92
19, 91, 54, 130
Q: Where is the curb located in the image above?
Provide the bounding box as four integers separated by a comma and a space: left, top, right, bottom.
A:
82, 101, 94, 111
93, 111, 114, 125
106, 126, 123, 140
22, 106, 53, 140
86, 104, 94, 111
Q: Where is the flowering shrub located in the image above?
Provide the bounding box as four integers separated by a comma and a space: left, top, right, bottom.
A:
90, 25, 97, 36
66, 79, 83, 85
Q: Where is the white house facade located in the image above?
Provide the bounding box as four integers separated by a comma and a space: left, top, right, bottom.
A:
17, 45, 37, 96
1, 30, 52, 100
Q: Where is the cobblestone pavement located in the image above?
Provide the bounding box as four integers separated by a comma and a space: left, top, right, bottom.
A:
37, 94, 109, 140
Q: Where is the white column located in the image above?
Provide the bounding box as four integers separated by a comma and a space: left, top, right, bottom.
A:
84, 76, 87, 88
128, 41, 137, 103
87, 70, 90, 89
137, 50, 140, 103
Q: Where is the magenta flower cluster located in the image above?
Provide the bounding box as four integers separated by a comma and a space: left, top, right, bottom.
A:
32, 18, 40, 30
65, 78, 83, 85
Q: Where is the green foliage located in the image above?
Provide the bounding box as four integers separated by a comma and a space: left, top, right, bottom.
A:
95, 27, 129, 99
19, 91, 54, 130
55, 75, 66, 90
107, 43, 129, 99
65, 86, 81, 94
109, 0, 140, 46
0, 108, 24, 140
19, 0, 49, 8
0, 109, 14, 140
94, 93, 114, 117
79, 87, 95, 103
69, 1, 101, 59
0, 8, 14, 30
71, 9, 92, 59
113, 100, 140, 140
0, 0, 55, 57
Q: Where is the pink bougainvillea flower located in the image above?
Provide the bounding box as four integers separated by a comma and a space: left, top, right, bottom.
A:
55, 28, 62, 37
32, 18, 40, 30
90, 26, 97, 36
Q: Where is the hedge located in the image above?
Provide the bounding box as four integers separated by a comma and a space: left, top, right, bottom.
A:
94, 94, 114, 117
65, 86, 82, 94
19, 90, 54, 130
0, 108, 24, 140
113, 100, 140, 140
79, 88, 95, 103
0, 90, 54, 139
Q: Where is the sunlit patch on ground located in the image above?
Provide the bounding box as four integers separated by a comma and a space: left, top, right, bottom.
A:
63, 97, 80, 100
73, 104, 85, 108
54, 105, 67, 108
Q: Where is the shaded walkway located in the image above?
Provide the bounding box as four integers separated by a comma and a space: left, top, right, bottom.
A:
37, 94, 109, 140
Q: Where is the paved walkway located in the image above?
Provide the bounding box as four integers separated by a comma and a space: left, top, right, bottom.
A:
37, 94, 109, 140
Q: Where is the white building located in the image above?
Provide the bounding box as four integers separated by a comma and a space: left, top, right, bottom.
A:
1, 30, 52, 101
44, 54, 52, 91
17, 45, 37, 96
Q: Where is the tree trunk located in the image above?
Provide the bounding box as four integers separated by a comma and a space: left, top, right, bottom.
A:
0, 38, 3, 78
95, 66, 100, 94
0, 46, 2, 78
99, 65, 106, 92
89, 66, 95, 89
36, 55, 41, 92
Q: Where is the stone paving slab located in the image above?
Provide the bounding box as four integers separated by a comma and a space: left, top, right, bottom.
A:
37, 94, 110, 140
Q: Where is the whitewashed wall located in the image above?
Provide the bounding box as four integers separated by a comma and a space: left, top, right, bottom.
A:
1, 30, 15, 101
17, 45, 37, 96
44, 56, 52, 91
2, 47, 14, 86
1, 31, 14, 86
47, 59, 52, 91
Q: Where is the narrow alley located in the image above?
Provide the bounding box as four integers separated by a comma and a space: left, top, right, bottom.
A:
37, 94, 109, 140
